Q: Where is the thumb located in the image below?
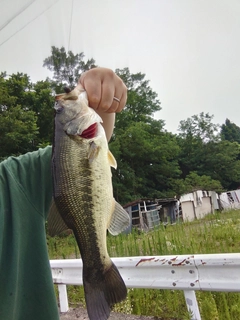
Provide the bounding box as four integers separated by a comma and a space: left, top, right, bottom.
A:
75, 83, 85, 93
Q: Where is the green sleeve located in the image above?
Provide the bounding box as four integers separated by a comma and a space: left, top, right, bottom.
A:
2, 146, 53, 219
0, 146, 59, 320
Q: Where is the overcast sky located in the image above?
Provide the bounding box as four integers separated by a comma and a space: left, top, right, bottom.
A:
0, 0, 240, 133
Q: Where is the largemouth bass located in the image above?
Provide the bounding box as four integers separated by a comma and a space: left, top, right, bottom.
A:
49, 87, 130, 320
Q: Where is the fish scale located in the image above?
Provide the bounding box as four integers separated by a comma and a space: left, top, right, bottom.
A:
54, 138, 105, 259
49, 89, 130, 320
54, 134, 112, 289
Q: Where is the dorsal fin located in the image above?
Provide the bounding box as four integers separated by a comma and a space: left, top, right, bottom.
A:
47, 200, 69, 236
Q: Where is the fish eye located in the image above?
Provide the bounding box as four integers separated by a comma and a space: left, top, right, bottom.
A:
54, 103, 64, 114
56, 107, 64, 114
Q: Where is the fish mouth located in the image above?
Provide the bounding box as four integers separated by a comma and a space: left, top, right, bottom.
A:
80, 123, 98, 139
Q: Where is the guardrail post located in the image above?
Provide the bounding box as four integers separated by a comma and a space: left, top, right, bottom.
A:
183, 290, 201, 320
58, 284, 69, 313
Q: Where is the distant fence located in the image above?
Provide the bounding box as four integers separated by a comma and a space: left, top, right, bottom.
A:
50, 253, 240, 320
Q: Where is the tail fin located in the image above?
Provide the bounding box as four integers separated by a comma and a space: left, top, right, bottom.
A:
83, 262, 127, 320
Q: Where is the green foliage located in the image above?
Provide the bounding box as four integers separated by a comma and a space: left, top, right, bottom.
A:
177, 113, 240, 192
114, 67, 163, 133
178, 112, 220, 142
0, 73, 56, 158
2, 48, 240, 201
202, 140, 240, 190
110, 121, 181, 203
43, 46, 96, 90
47, 234, 80, 259
197, 291, 219, 320
108, 67, 175, 203
0, 105, 38, 159
184, 171, 223, 193
221, 118, 240, 144
29, 80, 55, 145
0, 73, 39, 159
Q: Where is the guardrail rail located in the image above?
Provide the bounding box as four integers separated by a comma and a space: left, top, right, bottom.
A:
50, 253, 240, 320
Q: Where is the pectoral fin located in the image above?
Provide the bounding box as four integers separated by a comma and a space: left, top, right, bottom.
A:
108, 201, 130, 235
108, 150, 117, 169
47, 200, 69, 236
88, 141, 100, 164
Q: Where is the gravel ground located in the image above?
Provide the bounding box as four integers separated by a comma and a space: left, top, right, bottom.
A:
59, 307, 159, 320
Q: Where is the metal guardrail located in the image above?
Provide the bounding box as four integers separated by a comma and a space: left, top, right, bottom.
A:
50, 253, 240, 320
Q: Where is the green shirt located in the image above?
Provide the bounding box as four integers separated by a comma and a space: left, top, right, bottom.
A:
0, 146, 59, 320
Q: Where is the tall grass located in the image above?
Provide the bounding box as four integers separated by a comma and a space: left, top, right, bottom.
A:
48, 209, 240, 319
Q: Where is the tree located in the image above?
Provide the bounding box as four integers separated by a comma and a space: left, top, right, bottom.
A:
178, 112, 220, 142
177, 112, 220, 177
30, 80, 55, 146
201, 140, 240, 190
183, 172, 223, 193
0, 73, 39, 158
114, 68, 164, 135
0, 73, 57, 158
0, 73, 39, 159
7, 50, 229, 201
0, 105, 38, 159
110, 121, 181, 204
177, 112, 240, 191
177, 134, 203, 178
221, 118, 240, 144
107, 68, 179, 203
43, 46, 97, 90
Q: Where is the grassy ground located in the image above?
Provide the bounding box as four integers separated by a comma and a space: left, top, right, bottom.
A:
48, 209, 240, 320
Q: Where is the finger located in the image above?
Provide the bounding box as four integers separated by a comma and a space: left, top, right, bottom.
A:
79, 73, 101, 110
106, 93, 122, 113
98, 80, 115, 112
107, 83, 127, 113
116, 84, 127, 112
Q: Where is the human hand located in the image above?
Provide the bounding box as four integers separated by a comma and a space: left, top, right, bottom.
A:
76, 67, 127, 113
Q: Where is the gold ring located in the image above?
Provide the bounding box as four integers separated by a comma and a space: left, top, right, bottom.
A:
113, 97, 120, 103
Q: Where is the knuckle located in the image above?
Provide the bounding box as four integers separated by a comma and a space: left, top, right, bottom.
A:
105, 68, 115, 79
89, 95, 100, 105
101, 103, 111, 112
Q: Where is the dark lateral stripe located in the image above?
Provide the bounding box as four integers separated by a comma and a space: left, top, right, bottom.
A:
52, 131, 105, 277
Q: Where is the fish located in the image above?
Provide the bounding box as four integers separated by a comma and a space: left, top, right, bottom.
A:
48, 87, 130, 320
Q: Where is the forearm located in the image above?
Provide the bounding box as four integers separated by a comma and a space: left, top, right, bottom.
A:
96, 111, 115, 142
